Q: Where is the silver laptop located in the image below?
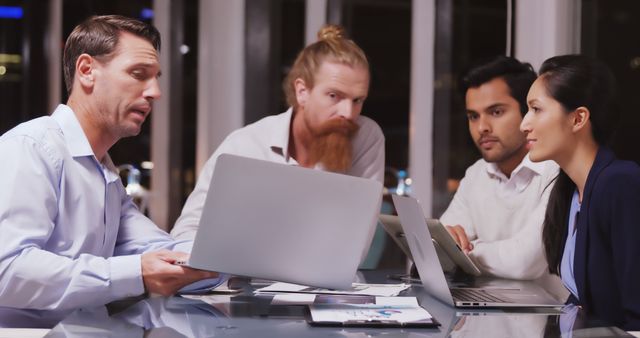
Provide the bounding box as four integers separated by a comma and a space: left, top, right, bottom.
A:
379, 214, 481, 276
188, 154, 383, 290
392, 195, 563, 308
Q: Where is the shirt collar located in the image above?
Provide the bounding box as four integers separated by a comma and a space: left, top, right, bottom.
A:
269, 107, 295, 162
100, 155, 120, 183
51, 104, 119, 182
51, 104, 95, 158
485, 153, 545, 181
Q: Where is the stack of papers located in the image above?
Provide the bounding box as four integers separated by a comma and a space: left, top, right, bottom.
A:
254, 282, 410, 297
254, 282, 437, 327
308, 297, 439, 328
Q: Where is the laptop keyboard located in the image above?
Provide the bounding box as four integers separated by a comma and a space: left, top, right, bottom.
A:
451, 288, 507, 303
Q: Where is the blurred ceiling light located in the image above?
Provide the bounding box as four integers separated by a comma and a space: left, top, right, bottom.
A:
0, 6, 23, 19
140, 8, 153, 20
0, 54, 21, 63
141, 161, 154, 170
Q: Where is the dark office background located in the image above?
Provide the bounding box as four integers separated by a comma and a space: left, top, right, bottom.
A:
0, 0, 638, 232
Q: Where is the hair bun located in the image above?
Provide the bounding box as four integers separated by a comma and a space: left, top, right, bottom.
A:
317, 24, 346, 41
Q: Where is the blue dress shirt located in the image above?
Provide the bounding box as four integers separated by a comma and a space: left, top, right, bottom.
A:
560, 190, 581, 300
0, 105, 220, 311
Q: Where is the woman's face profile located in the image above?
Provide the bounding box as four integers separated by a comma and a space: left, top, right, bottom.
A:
520, 77, 575, 163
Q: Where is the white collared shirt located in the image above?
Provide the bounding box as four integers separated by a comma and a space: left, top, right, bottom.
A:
171, 108, 385, 241
0, 105, 218, 311
440, 155, 568, 300
485, 156, 543, 195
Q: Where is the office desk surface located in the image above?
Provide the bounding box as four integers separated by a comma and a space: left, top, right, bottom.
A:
2, 270, 636, 338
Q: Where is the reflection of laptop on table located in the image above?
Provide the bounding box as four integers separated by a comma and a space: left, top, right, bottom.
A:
379, 214, 481, 276
187, 154, 383, 290
392, 195, 563, 308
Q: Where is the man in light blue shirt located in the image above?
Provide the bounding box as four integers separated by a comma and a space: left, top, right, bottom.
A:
0, 15, 220, 312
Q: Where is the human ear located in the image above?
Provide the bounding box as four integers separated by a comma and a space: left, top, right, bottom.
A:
294, 78, 309, 107
571, 107, 591, 132
75, 54, 96, 89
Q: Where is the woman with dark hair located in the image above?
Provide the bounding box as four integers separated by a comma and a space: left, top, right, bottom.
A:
520, 54, 640, 330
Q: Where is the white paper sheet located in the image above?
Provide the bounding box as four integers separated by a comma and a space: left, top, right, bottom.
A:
309, 301, 432, 324
0, 329, 49, 338
271, 293, 317, 305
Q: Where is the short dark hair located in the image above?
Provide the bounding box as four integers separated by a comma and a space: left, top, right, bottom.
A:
460, 56, 537, 116
63, 15, 161, 95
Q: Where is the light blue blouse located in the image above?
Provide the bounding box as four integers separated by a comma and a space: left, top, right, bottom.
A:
560, 190, 581, 299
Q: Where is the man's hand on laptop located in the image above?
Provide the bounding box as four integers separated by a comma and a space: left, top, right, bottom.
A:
141, 250, 219, 296
445, 225, 474, 254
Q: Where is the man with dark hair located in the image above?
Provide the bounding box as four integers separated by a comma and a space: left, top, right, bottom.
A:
441, 56, 566, 299
0, 15, 220, 312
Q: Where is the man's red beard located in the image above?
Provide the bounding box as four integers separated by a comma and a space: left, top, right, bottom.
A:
308, 118, 359, 173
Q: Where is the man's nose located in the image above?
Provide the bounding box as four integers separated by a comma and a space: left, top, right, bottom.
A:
144, 78, 162, 101
337, 100, 356, 120
477, 115, 490, 134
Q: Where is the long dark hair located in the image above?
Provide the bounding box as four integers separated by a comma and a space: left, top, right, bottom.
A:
540, 55, 620, 274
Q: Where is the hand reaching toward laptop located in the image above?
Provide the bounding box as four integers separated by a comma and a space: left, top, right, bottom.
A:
445, 225, 474, 254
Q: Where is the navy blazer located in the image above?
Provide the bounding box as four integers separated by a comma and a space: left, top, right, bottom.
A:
565, 147, 640, 330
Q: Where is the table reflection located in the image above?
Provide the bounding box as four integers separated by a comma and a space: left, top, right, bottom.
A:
447, 306, 634, 338
448, 314, 547, 338
17, 297, 636, 338
44, 297, 226, 337
1, 271, 635, 338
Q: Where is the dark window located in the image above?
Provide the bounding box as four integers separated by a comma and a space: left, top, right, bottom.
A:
244, 0, 305, 124
0, 0, 49, 134
433, 0, 510, 216
338, 0, 412, 173
582, 0, 640, 165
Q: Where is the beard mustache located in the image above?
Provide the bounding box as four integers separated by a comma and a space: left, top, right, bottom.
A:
308, 118, 359, 173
